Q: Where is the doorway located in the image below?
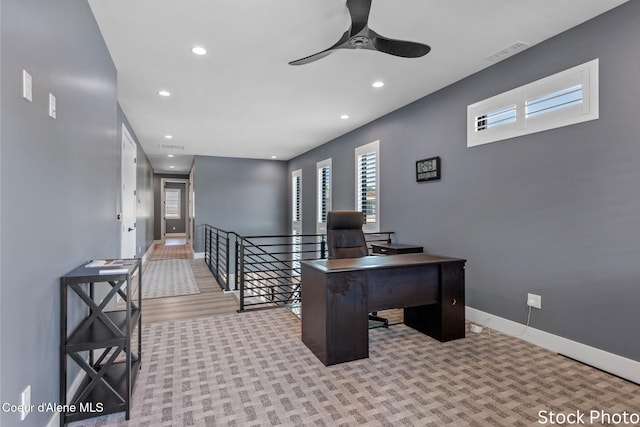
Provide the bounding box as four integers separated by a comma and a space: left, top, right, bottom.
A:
160, 178, 189, 243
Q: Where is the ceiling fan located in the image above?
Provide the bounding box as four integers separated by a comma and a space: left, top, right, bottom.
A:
289, 0, 431, 66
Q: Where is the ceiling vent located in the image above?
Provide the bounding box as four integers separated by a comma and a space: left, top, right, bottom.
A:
159, 144, 185, 150
486, 41, 530, 63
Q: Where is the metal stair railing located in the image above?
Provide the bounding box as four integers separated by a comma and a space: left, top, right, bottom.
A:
203, 224, 393, 311
204, 225, 241, 291
237, 232, 394, 311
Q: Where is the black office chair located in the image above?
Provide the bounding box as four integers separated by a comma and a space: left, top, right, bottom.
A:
326, 210, 388, 328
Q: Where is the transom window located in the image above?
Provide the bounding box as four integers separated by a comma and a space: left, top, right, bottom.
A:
468, 59, 598, 147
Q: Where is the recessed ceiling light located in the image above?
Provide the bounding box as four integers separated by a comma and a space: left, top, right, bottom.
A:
340, 114, 349, 120
158, 90, 171, 97
191, 46, 207, 56
271, 155, 277, 159
164, 135, 173, 139
372, 81, 384, 88
167, 154, 174, 158
169, 165, 175, 169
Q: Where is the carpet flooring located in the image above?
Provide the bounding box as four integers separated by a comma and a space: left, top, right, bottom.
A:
140, 259, 200, 299
68, 308, 639, 427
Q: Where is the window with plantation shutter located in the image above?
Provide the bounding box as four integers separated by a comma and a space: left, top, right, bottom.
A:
291, 169, 302, 271
316, 159, 332, 233
355, 140, 380, 233
164, 188, 181, 219
468, 59, 599, 147
291, 169, 302, 233
293, 178, 301, 222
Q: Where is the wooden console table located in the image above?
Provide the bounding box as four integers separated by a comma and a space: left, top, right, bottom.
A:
301, 253, 465, 366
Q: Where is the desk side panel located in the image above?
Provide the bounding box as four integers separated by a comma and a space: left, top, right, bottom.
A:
326, 272, 369, 365
301, 265, 328, 364
405, 261, 466, 342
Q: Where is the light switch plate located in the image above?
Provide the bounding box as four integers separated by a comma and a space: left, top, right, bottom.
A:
49, 93, 57, 119
20, 385, 31, 420
22, 70, 32, 102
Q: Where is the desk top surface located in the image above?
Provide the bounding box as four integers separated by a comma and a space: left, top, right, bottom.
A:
302, 253, 465, 273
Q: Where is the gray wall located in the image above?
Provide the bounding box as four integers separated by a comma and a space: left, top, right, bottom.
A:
193, 156, 289, 252
153, 174, 189, 240
0, 1, 153, 425
289, 1, 640, 362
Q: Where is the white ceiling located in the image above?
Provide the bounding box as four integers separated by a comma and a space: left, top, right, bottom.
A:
88, 0, 627, 174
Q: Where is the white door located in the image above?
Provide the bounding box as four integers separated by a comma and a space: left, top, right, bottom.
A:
121, 125, 137, 259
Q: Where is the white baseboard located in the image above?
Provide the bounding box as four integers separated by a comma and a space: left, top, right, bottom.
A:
47, 369, 85, 427
194, 252, 205, 259
466, 307, 640, 384
141, 243, 154, 265
47, 412, 59, 427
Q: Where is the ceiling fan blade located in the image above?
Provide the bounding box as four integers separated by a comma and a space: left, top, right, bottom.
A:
289, 29, 351, 66
346, 0, 372, 35
289, 49, 336, 66
370, 29, 431, 58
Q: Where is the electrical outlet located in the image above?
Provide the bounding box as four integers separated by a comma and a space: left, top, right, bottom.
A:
527, 293, 541, 309
20, 385, 31, 420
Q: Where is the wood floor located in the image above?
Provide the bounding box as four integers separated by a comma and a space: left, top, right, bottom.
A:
140, 244, 239, 324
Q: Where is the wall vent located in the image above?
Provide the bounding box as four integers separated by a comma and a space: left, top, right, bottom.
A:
486, 41, 530, 63
159, 144, 185, 150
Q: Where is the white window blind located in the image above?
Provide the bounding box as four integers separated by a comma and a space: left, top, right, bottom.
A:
355, 141, 380, 232
316, 159, 332, 233
293, 174, 301, 222
291, 169, 302, 272
164, 188, 180, 219
291, 169, 302, 235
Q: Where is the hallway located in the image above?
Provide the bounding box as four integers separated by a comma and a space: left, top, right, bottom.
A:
141, 239, 238, 324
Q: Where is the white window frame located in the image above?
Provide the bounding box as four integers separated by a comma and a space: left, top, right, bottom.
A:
467, 58, 599, 147
291, 169, 302, 272
316, 159, 332, 234
164, 188, 181, 220
355, 140, 380, 233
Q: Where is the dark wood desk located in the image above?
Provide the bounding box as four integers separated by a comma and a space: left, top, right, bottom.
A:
301, 254, 466, 366
371, 243, 424, 255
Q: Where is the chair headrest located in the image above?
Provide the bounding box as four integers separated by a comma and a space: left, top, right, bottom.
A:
327, 211, 365, 230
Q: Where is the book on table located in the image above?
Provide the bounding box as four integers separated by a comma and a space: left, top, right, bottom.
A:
84, 259, 134, 268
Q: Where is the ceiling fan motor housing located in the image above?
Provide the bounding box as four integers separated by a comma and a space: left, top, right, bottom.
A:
349, 36, 370, 49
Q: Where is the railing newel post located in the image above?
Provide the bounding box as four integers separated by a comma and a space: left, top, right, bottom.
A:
235, 236, 240, 291
224, 233, 230, 291
239, 240, 245, 311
